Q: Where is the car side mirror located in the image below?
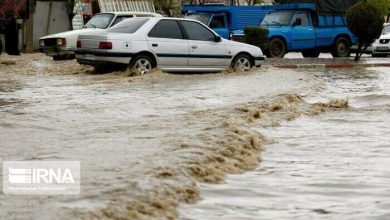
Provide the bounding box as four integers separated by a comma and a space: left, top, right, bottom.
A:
214, 36, 222, 42
293, 18, 302, 26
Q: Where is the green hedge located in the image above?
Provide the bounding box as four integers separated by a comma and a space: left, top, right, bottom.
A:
244, 26, 269, 52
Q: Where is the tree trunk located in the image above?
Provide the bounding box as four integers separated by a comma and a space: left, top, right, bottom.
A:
354, 43, 361, 61
354, 43, 369, 62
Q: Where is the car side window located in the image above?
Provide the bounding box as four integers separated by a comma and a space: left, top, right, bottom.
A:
180, 21, 216, 41
112, 15, 134, 26
294, 13, 310, 26
210, 15, 225, 29
148, 20, 183, 39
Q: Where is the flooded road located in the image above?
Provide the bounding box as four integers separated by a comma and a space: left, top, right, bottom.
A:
178, 67, 390, 220
0, 54, 322, 219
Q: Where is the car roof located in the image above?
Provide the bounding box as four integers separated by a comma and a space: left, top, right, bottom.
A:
97, 12, 162, 16
147, 17, 203, 22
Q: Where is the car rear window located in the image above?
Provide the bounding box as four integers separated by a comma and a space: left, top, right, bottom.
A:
85, 13, 114, 29
108, 18, 149, 33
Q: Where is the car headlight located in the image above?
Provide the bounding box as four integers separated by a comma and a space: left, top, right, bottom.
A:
39, 40, 44, 47
56, 38, 66, 46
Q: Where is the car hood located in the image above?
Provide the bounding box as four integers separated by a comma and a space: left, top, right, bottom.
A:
40, 28, 106, 40
223, 39, 263, 54
380, 33, 390, 40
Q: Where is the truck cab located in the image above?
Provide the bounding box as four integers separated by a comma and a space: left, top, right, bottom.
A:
261, 10, 318, 55
185, 12, 230, 39
182, 5, 273, 40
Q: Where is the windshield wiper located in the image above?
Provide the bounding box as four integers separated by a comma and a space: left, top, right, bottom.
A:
270, 21, 282, 25
88, 23, 97, 28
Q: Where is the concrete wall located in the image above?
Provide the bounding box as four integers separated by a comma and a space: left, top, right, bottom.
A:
32, 1, 70, 50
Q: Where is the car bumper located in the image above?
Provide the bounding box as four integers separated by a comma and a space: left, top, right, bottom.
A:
254, 56, 265, 67
39, 46, 74, 57
372, 45, 390, 54
351, 45, 372, 54
75, 50, 132, 66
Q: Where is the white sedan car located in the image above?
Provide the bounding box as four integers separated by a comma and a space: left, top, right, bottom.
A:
372, 23, 390, 57
75, 17, 265, 73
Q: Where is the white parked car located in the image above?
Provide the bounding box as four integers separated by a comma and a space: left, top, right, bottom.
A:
39, 12, 161, 60
75, 17, 265, 73
372, 23, 390, 57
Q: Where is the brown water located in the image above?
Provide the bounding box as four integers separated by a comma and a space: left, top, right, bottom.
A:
0, 54, 323, 219
178, 67, 390, 220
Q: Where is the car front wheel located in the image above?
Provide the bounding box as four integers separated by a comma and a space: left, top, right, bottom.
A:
129, 55, 153, 76
232, 54, 253, 71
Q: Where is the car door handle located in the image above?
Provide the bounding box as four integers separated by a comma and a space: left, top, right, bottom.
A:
191, 45, 198, 49
152, 44, 158, 47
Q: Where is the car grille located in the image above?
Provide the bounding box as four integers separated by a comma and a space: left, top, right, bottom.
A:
232, 35, 246, 43
380, 39, 390, 44
43, 38, 57, 46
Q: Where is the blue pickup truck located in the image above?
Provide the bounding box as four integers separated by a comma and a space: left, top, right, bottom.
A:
232, 3, 358, 58
182, 5, 275, 39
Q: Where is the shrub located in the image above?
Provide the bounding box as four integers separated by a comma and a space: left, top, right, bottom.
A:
347, 1, 384, 61
368, 0, 390, 17
244, 26, 269, 52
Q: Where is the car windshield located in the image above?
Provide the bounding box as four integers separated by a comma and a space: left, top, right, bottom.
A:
261, 11, 294, 26
383, 25, 390, 35
185, 14, 211, 25
85, 13, 114, 29
108, 18, 149, 33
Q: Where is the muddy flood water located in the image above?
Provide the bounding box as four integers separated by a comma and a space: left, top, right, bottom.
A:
0, 54, 389, 220
179, 67, 390, 220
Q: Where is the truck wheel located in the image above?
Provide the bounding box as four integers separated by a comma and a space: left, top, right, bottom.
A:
331, 37, 351, 57
232, 54, 253, 71
268, 38, 286, 58
302, 50, 320, 58
129, 55, 153, 76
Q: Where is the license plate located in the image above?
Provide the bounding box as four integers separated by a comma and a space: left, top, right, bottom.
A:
45, 48, 57, 56
84, 54, 95, 60
377, 46, 389, 51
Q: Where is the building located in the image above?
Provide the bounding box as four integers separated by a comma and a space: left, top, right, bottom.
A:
0, 0, 154, 52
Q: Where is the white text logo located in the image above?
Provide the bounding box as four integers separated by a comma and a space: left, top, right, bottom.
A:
3, 161, 80, 195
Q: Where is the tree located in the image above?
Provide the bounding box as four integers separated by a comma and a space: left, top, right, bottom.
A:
66, 0, 75, 30
242, 0, 264, 6
153, 0, 180, 17
368, 0, 390, 17
346, 1, 384, 61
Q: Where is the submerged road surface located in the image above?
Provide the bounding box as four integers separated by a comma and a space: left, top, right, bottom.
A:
179, 67, 390, 220
0, 54, 319, 219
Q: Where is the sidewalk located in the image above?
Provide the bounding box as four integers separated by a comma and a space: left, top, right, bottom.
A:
264, 53, 390, 69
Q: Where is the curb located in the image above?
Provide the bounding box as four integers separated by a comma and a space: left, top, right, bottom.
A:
266, 62, 390, 69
